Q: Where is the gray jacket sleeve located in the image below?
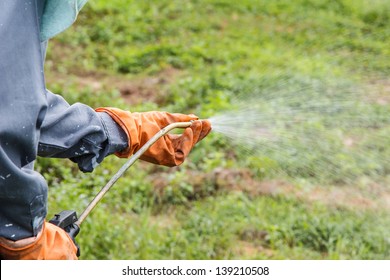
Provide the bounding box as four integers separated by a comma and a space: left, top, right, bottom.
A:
38, 91, 128, 172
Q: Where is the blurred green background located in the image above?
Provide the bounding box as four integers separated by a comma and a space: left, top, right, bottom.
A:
38, 0, 390, 259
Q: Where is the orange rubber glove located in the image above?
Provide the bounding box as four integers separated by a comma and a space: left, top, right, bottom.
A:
0, 222, 78, 260
96, 107, 212, 166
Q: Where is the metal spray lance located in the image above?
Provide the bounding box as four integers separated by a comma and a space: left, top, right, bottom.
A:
48, 121, 193, 256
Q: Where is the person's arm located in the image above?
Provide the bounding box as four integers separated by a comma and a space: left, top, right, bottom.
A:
39, 90, 212, 171
38, 90, 128, 172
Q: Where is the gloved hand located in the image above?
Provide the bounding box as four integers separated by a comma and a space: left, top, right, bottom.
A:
95, 107, 212, 166
0, 222, 78, 260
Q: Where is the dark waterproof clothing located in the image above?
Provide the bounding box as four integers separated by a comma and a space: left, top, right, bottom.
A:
0, 0, 127, 241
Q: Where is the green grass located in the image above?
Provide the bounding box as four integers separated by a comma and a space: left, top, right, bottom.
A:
39, 0, 390, 259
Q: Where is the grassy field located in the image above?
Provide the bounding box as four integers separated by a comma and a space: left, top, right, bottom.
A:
38, 0, 390, 259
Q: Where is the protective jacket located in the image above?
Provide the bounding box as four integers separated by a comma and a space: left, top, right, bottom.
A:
0, 0, 126, 245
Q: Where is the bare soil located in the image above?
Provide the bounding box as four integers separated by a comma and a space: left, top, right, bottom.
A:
151, 167, 390, 211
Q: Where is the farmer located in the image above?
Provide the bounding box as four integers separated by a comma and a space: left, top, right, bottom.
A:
0, 1, 211, 259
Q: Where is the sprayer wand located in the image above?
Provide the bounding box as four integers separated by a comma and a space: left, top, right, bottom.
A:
49, 121, 193, 256
77, 121, 192, 226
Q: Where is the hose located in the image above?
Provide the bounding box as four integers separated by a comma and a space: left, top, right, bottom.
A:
76, 121, 193, 226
